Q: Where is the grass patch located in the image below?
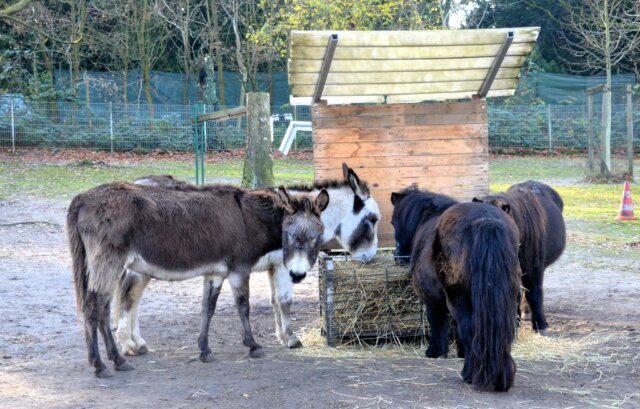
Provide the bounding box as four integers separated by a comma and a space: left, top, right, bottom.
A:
0, 159, 312, 200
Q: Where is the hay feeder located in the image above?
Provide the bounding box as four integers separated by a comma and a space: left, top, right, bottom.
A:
318, 250, 428, 346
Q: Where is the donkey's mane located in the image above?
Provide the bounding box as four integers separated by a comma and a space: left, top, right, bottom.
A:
286, 179, 369, 193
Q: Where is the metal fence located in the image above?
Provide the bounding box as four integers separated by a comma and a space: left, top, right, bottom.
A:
0, 96, 637, 153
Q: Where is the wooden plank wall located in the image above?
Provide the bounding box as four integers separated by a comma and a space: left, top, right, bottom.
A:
312, 100, 489, 247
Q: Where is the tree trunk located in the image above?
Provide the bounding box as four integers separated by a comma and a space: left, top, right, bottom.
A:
206, 0, 225, 106
600, 0, 612, 177
242, 92, 273, 188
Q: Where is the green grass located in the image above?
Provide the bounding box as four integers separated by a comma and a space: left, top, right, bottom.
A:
0, 159, 312, 200
1, 155, 637, 248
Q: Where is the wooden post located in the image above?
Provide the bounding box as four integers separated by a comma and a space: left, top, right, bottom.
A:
587, 93, 594, 173
627, 84, 634, 179
242, 92, 273, 188
600, 86, 610, 177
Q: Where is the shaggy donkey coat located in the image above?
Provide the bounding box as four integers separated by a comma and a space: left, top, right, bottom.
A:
67, 182, 327, 378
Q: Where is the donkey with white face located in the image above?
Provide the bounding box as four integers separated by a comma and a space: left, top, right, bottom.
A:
114, 164, 381, 355
67, 182, 328, 378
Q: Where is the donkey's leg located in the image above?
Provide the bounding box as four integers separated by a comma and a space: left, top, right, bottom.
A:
83, 290, 112, 378
267, 268, 286, 344
198, 275, 224, 363
521, 269, 548, 333
271, 265, 302, 348
425, 301, 450, 358
115, 271, 151, 355
98, 295, 134, 372
229, 272, 264, 358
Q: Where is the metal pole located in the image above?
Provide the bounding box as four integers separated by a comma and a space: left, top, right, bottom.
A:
10, 97, 16, 154
109, 102, 114, 154
324, 257, 336, 347
547, 104, 552, 151
626, 84, 634, 178
203, 103, 208, 152
587, 93, 594, 172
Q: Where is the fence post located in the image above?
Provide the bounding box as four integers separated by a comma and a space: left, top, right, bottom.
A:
547, 104, 552, 151
587, 93, 594, 172
10, 97, 15, 154
109, 102, 114, 154
242, 92, 273, 188
626, 84, 634, 178
203, 103, 208, 152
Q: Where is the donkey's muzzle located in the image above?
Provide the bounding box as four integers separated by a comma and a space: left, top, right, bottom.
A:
290, 271, 307, 284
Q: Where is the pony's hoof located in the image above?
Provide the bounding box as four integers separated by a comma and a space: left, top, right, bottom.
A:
249, 347, 265, 358
199, 352, 215, 363
95, 368, 113, 378
537, 329, 549, 336
137, 345, 149, 355
115, 361, 134, 372
425, 348, 446, 358
287, 338, 303, 349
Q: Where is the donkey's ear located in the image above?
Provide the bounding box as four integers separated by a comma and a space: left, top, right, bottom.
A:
391, 192, 400, 205
342, 163, 350, 181
472, 197, 483, 203
277, 186, 295, 213
315, 188, 330, 212
346, 167, 369, 198
501, 203, 511, 214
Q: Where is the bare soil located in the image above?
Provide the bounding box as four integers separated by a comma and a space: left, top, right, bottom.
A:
1, 198, 639, 409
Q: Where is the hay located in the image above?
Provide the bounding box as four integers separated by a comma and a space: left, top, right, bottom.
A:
319, 252, 427, 345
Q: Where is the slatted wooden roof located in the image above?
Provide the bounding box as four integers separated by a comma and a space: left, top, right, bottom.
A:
288, 28, 540, 105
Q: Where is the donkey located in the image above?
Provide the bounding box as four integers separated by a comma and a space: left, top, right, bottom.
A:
114, 164, 380, 355
67, 182, 328, 378
473, 180, 566, 332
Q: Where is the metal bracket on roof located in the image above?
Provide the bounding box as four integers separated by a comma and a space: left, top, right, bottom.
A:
476, 31, 514, 99
312, 34, 338, 104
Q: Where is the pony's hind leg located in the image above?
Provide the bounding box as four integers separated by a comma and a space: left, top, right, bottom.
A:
115, 271, 151, 355
425, 302, 450, 358
229, 272, 264, 358
198, 275, 224, 362
270, 266, 302, 348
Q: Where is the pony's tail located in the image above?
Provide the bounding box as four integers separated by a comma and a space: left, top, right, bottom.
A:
66, 196, 87, 320
468, 218, 519, 392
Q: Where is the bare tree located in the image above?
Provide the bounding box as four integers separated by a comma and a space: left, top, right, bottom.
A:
155, 0, 208, 104
556, 0, 640, 176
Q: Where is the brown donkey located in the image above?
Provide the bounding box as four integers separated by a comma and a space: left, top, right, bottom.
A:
67, 182, 328, 378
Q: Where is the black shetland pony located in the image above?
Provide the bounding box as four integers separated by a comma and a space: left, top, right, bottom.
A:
474, 180, 566, 332
434, 202, 520, 391
392, 189, 520, 391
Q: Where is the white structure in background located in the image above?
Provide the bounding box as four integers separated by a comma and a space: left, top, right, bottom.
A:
278, 121, 312, 155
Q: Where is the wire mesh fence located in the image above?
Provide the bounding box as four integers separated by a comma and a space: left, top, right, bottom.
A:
0, 95, 637, 154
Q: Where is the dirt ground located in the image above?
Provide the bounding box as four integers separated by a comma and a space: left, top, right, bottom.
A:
1, 196, 639, 409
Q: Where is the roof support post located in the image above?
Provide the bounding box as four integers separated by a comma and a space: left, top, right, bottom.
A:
476, 31, 514, 98
312, 34, 338, 104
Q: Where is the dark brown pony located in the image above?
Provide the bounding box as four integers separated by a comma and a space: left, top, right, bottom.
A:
474, 180, 566, 332
67, 182, 328, 378
392, 189, 520, 391
434, 202, 520, 391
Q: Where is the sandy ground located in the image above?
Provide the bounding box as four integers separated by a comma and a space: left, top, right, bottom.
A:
1, 198, 639, 409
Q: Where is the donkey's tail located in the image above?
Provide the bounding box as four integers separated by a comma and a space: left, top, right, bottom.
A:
66, 196, 87, 320
468, 218, 519, 392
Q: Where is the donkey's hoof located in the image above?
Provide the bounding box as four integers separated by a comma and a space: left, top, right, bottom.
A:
287, 337, 303, 349
115, 361, 134, 372
199, 352, 215, 363
95, 368, 113, 378
137, 345, 149, 355
249, 347, 265, 358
